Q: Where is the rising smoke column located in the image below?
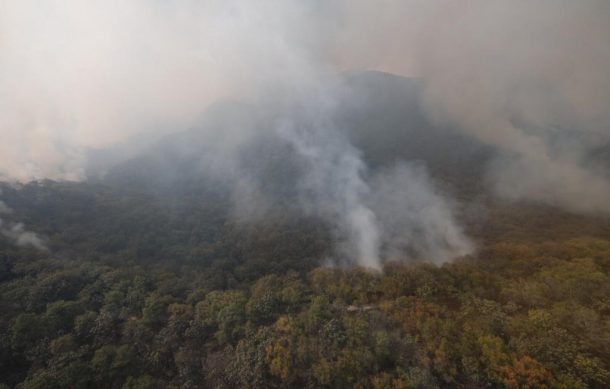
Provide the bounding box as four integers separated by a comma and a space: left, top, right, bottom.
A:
264, 76, 472, 267
272, 87, 381, 267
368, 163, 473, 264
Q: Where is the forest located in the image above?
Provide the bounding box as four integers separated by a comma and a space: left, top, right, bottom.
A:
1, 179, 609, 388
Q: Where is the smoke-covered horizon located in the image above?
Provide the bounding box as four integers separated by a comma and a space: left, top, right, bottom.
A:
1, 1, 609, 266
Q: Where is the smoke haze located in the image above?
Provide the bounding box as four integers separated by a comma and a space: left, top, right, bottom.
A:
0, 197, 46, 250
1, 1, 609, 265
414, 0, 610, 213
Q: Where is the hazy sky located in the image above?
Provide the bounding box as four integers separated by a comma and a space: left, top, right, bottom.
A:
2, 1, 609, 181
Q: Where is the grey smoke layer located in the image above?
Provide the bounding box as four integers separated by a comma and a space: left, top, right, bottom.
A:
412, 0, 610, 213
1, 1, 609, 263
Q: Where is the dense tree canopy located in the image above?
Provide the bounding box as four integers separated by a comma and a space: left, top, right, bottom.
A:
1, 143, 610, 388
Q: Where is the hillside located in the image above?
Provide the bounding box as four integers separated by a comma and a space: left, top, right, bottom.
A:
0, 72, 609, 388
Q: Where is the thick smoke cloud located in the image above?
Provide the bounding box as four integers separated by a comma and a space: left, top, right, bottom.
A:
1, 1, 608, 264
411, 0, 610, 213
0, 0, 472, 266
0, 0, 330, 180
331, 0, 610, 213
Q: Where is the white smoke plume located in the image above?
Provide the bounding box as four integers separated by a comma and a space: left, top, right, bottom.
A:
368, 163, 473, 265
0, 198, 46, 250
273, 91, 381, 267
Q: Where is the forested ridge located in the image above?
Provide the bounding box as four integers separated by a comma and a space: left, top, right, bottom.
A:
1, 183, 609, 388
